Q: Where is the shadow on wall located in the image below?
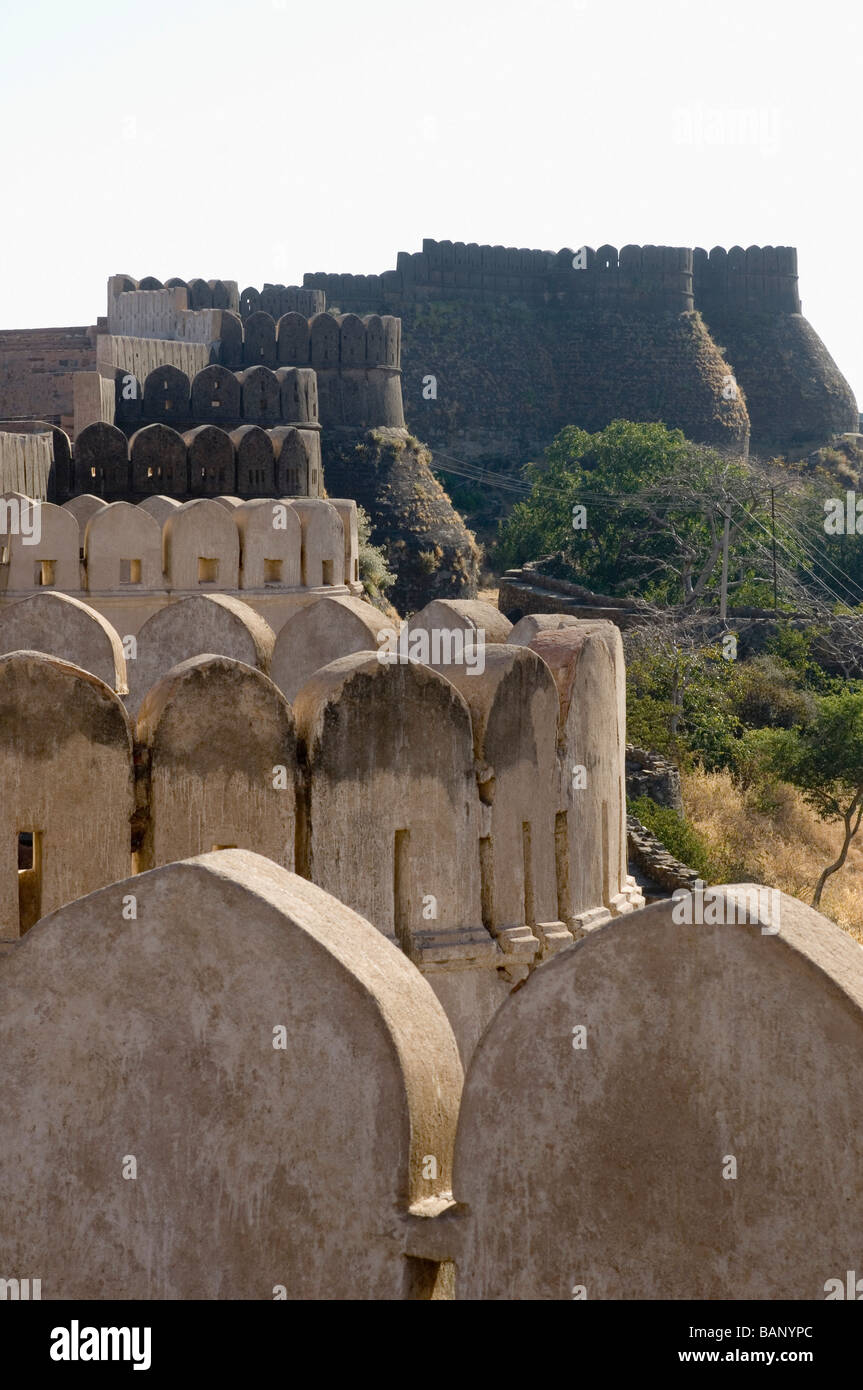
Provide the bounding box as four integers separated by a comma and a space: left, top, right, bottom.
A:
0, 857, 858, 1300
0, 607, 642, 1071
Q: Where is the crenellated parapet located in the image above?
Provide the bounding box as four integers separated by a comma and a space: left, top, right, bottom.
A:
0, 599, 640, 1062
692, 245, 801, 316
305, 239, 695, 313
109, 364, 320, 431
239, 284, 326, 318
69, 419, 323, 501
245, 311, 405, 429
299, 237, 856, 457
0, 494, 358, 660
304, 240, 798, 318
239, 309, 400, 369
97, 279, 406, 432
108, 274, 241, 318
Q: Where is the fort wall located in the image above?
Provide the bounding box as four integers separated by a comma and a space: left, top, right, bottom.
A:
2, 247, 853, 458
0, 430, 54, 498
239, 284, 326, 318
0, 598, 642, 1057
305, 239, 803, 317
0, 326, 97, 429
86, 307, 405, 434
107, 274, 240, 328
303, 239, 856, 456
0, 494, 360, 636
0, 858, 857, 1299
60, 417, 323, 502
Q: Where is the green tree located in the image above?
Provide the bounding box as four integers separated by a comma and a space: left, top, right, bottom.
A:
498, 421, 769, 607
757, 690, 863, 906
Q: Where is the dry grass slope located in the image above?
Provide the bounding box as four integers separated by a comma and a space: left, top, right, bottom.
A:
682, 766, 863, 945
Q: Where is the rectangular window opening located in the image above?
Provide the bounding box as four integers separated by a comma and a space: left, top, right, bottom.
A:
17, 830, 42, 935
321, 559, 334, 586
479, 834, 494, 931
198, 557, 219, 584
119, 558, 142, 585
393, 828, 411, 955
264, 558, 283, 585
35, 559, 55, 586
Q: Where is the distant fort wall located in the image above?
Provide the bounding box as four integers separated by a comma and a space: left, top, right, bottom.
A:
304, 239, 803, 317
1, 248, 854, 467
95, 282, 405, 432
0, 326, 98, 430
68, 419, 323, 501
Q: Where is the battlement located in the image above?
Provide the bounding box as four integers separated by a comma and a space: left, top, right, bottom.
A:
108, 364, 320, 431
304, 240, 806, 318
0, 599, 636, 1061
69, 419, 322, 500
108, 274, 240, 316
0, 495, 352, 612
239, 284, 326, 318
305, 239, 695, 313
236, 311, 401, 371
94, 299, 405, 430
692, 245, 801, 315
106, 282, 399, 363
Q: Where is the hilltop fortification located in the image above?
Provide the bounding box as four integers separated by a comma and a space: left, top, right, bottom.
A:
304, 239, 857, 460
2, 246, 855, 606
0, 274, 481, 612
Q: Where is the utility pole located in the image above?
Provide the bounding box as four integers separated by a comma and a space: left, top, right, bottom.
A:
719, 508, 730, 622
770, 486, 778, 610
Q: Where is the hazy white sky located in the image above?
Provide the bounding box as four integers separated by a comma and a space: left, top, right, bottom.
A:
1, 0, 861, 399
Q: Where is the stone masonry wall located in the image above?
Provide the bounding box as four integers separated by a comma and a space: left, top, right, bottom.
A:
0, 327, 98, 428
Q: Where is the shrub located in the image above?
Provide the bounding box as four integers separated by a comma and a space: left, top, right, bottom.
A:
731, 655, 814, 729
628, 795, 717, 881
356, 505, 395, 602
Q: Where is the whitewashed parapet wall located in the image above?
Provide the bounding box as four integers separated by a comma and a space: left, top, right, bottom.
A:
0, 495, 361, 637
0, 601, 641, 1066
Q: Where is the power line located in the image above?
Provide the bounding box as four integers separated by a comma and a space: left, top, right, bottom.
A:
430, 445, 863, 613
765, 500, 863, 610
728, 499, 855, 614
773, 502, 863, 609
